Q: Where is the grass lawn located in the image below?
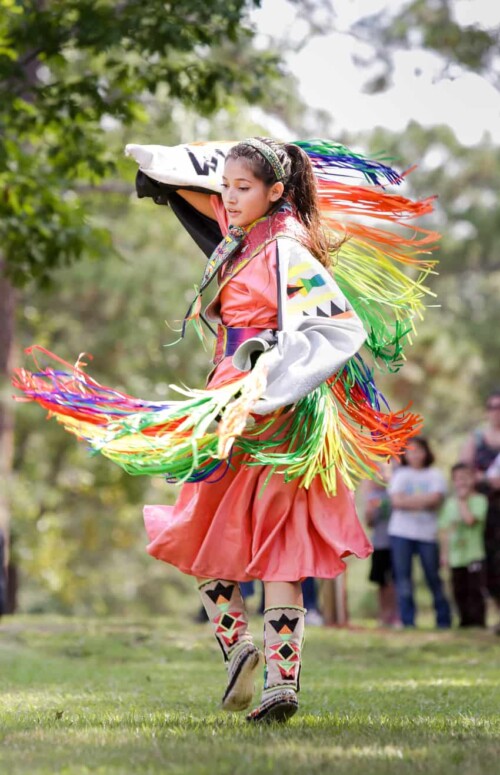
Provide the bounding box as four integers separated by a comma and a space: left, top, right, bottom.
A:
1, 614, 499, 774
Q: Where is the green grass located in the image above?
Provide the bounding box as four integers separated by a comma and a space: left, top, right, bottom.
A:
1, 615, 499, 774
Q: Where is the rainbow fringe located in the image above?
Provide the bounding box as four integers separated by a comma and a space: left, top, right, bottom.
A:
13, 346, 420, 495
294, 140, 405, 186
298, 141, 439, 371
12, 139, 438, 493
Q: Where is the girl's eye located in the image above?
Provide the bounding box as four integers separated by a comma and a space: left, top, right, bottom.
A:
239, 187, 249, 192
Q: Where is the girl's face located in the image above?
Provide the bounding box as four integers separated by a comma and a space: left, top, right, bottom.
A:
221, 157, 283, 228
405, 441, 428, 469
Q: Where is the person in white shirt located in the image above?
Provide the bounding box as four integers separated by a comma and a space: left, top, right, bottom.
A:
388, 437, 452, 629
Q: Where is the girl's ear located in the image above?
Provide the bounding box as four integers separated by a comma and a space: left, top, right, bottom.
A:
269, 181, 285, 202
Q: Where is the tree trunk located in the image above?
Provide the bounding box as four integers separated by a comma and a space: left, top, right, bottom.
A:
0, 266, 16, 612
0, 5, 44, 614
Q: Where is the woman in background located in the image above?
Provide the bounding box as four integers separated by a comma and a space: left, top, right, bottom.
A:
461, 390, 500, 633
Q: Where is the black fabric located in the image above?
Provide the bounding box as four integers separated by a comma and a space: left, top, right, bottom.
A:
0, 531, 6, 616
485, 506, 500, 600
451, 562, 487, 627
472, 431, 500, 474
369, 548, 393, 587
135, 171, 223, 257
135, 169, 177, 205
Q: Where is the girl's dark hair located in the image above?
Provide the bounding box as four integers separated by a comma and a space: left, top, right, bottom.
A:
400, 436, 435, 468
226, 137, 341, 269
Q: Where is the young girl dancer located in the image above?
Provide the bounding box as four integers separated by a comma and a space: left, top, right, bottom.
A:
14, 137, 438, 721
141, 139, 371, 722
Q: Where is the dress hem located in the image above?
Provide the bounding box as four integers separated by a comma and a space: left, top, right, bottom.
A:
146, 545, 373, 583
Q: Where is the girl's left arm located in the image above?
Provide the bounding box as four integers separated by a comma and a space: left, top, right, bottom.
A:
232, 238, 367, 414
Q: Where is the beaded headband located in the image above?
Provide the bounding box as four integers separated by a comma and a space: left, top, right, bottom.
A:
241, 138, 287, 182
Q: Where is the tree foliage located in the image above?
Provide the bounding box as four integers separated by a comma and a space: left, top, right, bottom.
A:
0, 0, 280, 286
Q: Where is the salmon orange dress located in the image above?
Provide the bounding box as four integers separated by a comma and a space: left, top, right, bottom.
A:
143, 198, 372, 581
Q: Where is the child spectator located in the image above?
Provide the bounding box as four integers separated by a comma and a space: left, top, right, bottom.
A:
439, 463, 488, 628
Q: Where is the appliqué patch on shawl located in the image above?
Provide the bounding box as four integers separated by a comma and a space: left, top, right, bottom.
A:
302, 300, 350, 319
286, 273, 326, 298
285, 254, 349, 319
286, 278, 348, 317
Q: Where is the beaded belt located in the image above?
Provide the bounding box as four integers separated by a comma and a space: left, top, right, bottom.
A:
213, 324, 270, 365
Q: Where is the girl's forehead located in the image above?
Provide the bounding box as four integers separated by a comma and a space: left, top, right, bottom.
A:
223, 157, 257, 179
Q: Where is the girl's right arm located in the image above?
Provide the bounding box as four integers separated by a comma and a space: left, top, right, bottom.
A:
175, 190, 218, 220
127, 142, 227, 253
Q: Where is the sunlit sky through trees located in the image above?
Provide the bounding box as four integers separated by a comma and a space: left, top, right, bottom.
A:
252, 0, 500, 146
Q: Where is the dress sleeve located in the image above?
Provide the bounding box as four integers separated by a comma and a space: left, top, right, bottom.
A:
232, 237, 367, 415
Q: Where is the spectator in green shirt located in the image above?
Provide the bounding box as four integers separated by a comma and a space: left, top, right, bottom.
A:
440, 463, 488, 628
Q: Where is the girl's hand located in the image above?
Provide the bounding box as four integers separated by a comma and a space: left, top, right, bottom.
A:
457, 497, 475, 526
217, 361, 268, 458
